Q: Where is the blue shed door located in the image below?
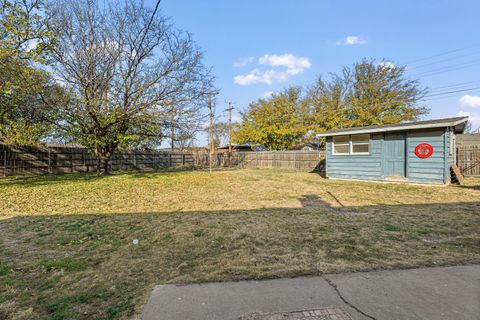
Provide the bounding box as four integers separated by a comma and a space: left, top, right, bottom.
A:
384, 132, 406, 177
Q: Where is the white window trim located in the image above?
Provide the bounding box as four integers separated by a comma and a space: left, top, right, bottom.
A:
332, 134, 371, 156
332, 136, 350, 155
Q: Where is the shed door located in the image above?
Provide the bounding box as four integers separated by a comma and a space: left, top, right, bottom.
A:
384, 132, 406, 177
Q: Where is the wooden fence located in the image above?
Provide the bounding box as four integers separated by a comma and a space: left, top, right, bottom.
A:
0, 144, 196, 177
0, 144, 325, 178
240, 151, 325, 171
457, 146, 480, 177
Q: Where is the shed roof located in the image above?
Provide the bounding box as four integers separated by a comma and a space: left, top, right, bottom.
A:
316, 116, 469, 137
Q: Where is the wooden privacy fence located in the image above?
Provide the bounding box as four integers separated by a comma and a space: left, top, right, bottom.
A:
193, 150, 325, 172
240, 150, 325, 171
0, 144, 195, 177
457, 146, 480, 177
0, 144, 325, 178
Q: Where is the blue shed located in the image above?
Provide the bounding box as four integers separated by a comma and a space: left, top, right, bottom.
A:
316, 117, 469, 184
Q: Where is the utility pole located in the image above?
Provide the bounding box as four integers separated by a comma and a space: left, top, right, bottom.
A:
170, 108, 175, 152
208, 95, 214, 173
225, 102, 234, 153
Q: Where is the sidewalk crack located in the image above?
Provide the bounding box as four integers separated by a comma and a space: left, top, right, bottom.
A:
322, 275, 378, 320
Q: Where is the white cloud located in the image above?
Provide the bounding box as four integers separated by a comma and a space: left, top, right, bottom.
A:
233, 56, 255, 68
378, 61, 396, 69
457, 111, 480, 130
459, 95, 480, 108
234, 69, 288, 85
258, 54, 311, 70
234, 53, 311, 86
336, 35, 367, 46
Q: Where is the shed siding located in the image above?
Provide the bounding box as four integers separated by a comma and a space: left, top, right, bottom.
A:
325, 129, 452, 184
326, 133, 383, 180
406, 129, 446, 183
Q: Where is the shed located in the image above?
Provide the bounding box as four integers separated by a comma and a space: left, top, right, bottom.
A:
316, 116, 469, 184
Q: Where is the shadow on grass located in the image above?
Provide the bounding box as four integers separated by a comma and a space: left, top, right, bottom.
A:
1, 198, 479, 320
458, 184, 480, 191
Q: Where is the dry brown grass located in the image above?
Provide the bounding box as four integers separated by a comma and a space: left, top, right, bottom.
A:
0, 169, 479, 320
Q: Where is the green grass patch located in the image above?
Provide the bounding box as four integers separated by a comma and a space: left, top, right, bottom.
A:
41, 257, 87, 272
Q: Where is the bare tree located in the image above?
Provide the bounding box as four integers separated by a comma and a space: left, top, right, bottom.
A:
204, 122, 229, 147
48, 0, 214, 174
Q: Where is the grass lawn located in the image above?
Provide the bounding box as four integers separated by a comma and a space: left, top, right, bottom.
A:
1, 169, 479, 320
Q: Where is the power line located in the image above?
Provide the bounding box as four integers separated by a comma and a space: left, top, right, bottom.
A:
404, 44, 480, 66
408, 50, 480, 70
411, 61, 480, 78
428, 80, 480, 92
424, 86, 480, 97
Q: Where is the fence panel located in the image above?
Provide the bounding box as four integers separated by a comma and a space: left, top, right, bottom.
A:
240, 150, 325, 171
0, 144, 326, 178
457, 146, 480, 177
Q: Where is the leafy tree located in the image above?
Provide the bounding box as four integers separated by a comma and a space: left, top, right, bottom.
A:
304, 72, 352, 133
348, 59, 428, 126
306, 60, 428, 132
49, 0, 214, 174
0, 65, 67, 145
0, 0, 60, 145
233, 87, 310, 150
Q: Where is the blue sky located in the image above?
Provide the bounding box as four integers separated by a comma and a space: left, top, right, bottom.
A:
155, 0, 480, 145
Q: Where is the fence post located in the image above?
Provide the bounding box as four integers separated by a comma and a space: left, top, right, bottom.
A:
3, 150, 6, 177
82, 150, 86, 172
47, 148, 51, 174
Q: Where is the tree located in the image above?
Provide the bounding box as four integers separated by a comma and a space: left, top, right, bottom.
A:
204, 121, 229, 147
347, 59, 428, 126
304, 73, 352, 133
306, 60, 428, 132
169, 102, 208, 151
49, 0, 214, 174
0, 0, 60, 145
233, 87, 311, 150
0, 65, 67, 145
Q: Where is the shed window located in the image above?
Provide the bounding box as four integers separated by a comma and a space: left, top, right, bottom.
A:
351, 134, 370, 154
332, 134, 371, 155
333, 136, 350, 155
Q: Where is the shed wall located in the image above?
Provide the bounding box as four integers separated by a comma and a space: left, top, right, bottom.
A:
406, 129, 447, 184
326, 133, 383, 180
326, 128, 451, 184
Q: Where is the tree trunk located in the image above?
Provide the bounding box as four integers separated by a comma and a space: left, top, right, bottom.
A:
95, 147, 114, 176
98, 156, 110, 176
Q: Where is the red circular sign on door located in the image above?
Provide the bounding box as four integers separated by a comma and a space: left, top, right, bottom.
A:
415, 143, 434, 158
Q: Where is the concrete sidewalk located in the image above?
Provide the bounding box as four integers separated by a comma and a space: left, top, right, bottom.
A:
141, 265, 480, 320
